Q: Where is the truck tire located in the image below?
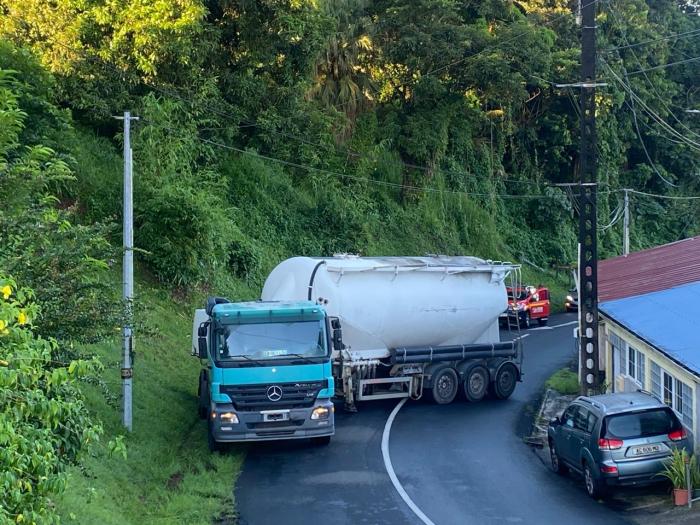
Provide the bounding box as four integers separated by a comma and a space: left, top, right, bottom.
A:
521, 312, 531, 329
429, 367, 459, 404
493, 363, 518, 400
311, 435, 331, 446
538, 317, 548, 326
463, 366, 489, 402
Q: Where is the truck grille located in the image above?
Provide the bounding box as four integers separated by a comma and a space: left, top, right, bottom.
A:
220, 380, 328, 411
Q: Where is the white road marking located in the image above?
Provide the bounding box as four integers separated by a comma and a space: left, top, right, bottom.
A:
528, 320, 578, 331
381, 398, 436, 525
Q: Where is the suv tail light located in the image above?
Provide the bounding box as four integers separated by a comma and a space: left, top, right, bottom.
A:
598, 438, 624, 450
669, 428, 687, 441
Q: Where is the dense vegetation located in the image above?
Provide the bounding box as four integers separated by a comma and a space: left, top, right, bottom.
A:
0, 0, 698, 522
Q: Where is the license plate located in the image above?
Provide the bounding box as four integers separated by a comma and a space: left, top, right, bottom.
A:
263, 412, 289, 422
632, 444, 661, 456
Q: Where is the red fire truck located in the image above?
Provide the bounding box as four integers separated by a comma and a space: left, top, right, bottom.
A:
500, 285, 550, 329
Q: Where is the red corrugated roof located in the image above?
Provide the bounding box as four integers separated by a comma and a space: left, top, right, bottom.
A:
598, 236, 700, 302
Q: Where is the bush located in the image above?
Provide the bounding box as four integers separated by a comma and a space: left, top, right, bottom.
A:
0, 66, 120, 345
0, 276, 107, 524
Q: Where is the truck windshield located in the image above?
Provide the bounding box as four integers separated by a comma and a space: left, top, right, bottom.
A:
218, 321, 326, 362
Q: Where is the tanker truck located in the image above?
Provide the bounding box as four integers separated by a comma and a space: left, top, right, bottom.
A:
192, 255, 523, 450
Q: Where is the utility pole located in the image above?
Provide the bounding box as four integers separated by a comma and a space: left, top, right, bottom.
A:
623, 189, 630, 256
114, 111, 139, 432
578, 0, 602, 394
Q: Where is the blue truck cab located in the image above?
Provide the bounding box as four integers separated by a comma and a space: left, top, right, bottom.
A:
193, 298, 335, 450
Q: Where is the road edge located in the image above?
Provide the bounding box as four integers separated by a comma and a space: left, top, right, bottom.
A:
381, 398, 436, 525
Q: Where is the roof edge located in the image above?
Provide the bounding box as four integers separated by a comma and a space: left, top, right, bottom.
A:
599, 311, 700, 379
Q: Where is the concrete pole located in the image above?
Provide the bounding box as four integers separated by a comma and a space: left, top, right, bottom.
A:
116, 111, 138, 432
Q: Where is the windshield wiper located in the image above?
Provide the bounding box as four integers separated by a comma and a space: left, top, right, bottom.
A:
230, 354, 265, 366
284, 353, 318, 364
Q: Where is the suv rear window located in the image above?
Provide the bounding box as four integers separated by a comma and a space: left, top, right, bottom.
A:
602, 408, 681, 439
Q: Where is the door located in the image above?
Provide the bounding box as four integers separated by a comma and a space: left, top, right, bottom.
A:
571, 406, 594, 466
559, 404, 581, 464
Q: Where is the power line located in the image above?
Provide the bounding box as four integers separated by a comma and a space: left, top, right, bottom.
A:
625, 189, 700, 200
625, 56, 700, 76
143, 118, 613, 201
603, 62, 700, 151
605, 4, 700, 142
602, 27, 700, 53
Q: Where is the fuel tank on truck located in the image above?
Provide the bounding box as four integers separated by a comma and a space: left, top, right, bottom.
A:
261, 256, 518, 360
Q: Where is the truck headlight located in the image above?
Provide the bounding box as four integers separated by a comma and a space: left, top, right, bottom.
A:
219, 412, 239, 424
311, 406, 331, 420
566, 295, 574, 302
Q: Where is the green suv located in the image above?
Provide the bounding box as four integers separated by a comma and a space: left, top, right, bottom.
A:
548, 392, 693, 498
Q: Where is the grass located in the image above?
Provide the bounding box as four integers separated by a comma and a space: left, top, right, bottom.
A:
545, 368, 580, 395
56, 278, 245, 525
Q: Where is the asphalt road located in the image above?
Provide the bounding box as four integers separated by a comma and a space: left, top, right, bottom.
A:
235, 313, 631, 525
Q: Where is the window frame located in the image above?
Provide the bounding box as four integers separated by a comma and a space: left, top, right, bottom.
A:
626, 345, 645, 386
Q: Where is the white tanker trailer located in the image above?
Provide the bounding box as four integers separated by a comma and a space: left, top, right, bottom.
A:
262, 255, 523, 410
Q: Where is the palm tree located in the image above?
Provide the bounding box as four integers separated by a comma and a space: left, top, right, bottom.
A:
309, 0, 376, 136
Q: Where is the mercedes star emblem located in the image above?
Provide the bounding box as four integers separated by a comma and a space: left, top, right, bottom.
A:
267, 385, 283, 402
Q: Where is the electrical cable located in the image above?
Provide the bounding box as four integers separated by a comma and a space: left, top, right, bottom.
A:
602, 27, 700, 53
141, 118, 617, 201
605, 3, 700, 142
603, 62, 700, 152
625, 56, 700, 76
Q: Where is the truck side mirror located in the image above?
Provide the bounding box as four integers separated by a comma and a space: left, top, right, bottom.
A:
330, 317, 344, 351
198, 337, 208, 359
332, 329, 343, 351
197, 322, 208, 358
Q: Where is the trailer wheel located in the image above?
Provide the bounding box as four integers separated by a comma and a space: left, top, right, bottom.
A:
493, 363, 518, 400
463, 366, 489, 402
429, 367, 459, 404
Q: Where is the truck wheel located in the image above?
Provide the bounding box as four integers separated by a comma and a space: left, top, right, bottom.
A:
538, 317, 548, 326
493, 363, 518, 400
463, 366, 489, 402
207, 419, 221, 453
311, 435, 331, 446
198, 375, 208, 420
521, 312, 531, 329
429, 367, 459, 404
